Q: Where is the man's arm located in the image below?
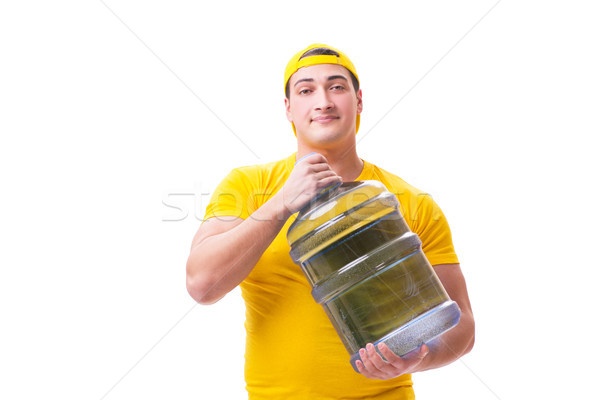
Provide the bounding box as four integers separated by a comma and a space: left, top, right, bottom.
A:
186, 205, 286, 305
356, 263, 475, 379
186, 153, 342, 305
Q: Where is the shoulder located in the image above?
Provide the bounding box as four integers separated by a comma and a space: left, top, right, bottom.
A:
229, 154, 294, 179
364, 161, 458, 263
225, 154, 294, 187
364, 160, 442, 227
365, 161, 428, 198
205, 155, 295, 220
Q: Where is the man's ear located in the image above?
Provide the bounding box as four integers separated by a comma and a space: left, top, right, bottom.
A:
356, 89, 363, 115
285, 97, 293, 122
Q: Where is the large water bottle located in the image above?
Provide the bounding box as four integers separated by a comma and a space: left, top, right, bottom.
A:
287, 181, 460, 371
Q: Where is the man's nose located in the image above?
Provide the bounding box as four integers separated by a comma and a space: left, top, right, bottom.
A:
314, 89, 334, 111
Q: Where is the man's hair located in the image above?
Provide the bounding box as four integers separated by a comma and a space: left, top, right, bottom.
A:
285, 47, 360, 99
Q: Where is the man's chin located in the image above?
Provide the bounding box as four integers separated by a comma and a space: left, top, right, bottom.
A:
300, 132, 351, 147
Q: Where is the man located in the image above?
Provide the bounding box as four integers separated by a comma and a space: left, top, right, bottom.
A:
186, 43, 475, 399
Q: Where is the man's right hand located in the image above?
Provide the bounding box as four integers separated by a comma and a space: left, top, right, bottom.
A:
279, 153, 342, 215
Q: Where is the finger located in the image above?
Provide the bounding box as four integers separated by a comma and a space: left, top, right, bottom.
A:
358, 347, 378, 374
397, 344, 429, 372
355, 360, 376, 379
313, 175, 342, 193
417, 344, 429, 360
365, 343, 390, 372
377, 343, 404, 364
294, 152, 318, 165
318, 178, 342, 193
402, 344, 428, 361
314, 170, 341, 182
359, 344, 382, 378
296, 152, 325, 165
309, 162, 334, 173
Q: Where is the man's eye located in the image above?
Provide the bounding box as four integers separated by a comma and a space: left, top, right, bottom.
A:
299, 89, 312, 95
331, 85, 345, 91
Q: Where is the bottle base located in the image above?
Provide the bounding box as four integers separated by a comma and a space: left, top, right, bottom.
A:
350, 300, 461, 372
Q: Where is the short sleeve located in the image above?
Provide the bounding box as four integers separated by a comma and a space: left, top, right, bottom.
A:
412, 194, 459, 266
203, 169, 254, 221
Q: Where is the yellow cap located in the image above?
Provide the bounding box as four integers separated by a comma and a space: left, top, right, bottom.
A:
284, 43, 360, 135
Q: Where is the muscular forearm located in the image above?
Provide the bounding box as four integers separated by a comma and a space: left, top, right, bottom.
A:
413, 263, 475, 372
414, 307, 475, 372
186, 193, 292, 304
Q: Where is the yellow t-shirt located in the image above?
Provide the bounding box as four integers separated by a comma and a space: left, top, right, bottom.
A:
204, 153, 459, 400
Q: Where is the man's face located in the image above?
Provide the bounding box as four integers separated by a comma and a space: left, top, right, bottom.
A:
285, 64, 362, 149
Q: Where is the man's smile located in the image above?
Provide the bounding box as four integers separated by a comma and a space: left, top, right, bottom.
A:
311, 115, 339, 123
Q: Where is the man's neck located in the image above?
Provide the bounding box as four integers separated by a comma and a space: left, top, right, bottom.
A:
296, 144, 363, 182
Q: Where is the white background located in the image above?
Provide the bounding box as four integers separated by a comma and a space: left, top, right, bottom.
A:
1, 1, 598, 399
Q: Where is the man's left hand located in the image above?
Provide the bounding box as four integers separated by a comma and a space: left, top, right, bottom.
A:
356, 343, 429, 380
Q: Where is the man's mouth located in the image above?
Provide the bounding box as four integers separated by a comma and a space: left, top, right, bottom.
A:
312, 115, 339, 123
